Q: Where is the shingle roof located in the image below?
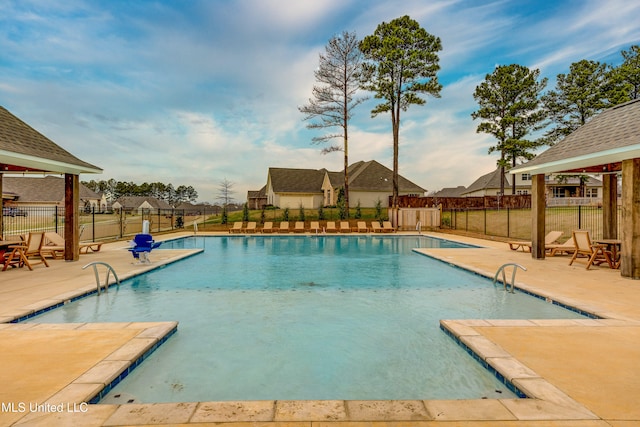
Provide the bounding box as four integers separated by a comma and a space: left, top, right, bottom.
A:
268, 160, 426, 194
0, 106, 102, 174
113, 196, 172, 209
268, 168, 326, 193
2, 176, 101, 202
463, 168, 510, 194
430, 186, 467, 197
512, 99, 640, 175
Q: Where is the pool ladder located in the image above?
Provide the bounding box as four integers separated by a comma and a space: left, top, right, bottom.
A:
493, 263, 527, 293
82, 262, 120, 295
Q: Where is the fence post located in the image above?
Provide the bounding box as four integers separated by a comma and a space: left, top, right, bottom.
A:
55, 206, 59, 234
578, 205, 582, 229
92, 206, 96, 242
484, 208, 487, 235
507, 207, 510, 237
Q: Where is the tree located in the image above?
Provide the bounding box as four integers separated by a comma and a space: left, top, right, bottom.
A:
299, 31, 367, 216
359, 15, 442, 223
217, 178, 235, 207
542, 59, 616, 145
611, 45, 640, 101
471, 64, 548, 195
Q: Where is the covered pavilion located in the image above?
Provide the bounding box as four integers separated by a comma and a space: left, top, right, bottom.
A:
512, 98, 640, 279
0, 106, 102, 261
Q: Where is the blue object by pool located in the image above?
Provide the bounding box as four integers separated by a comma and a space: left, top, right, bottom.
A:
128, 233, 162, 262
30, 235, 583, 402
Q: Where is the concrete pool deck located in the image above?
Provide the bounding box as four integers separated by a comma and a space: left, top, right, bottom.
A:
0, 231, 638, 426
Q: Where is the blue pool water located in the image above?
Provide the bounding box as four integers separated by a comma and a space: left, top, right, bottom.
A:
29, 235, 583, 402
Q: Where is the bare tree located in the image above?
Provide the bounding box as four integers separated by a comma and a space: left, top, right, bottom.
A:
299, 30, 367, 215
217, 178, 235, 207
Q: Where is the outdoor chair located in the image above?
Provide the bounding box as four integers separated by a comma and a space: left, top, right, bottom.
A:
371, 221, 382, 233
309, 221, 320, 233
243, 222, 257, 233
44, 232, 104, 258
293, 221, 306, 233
339, 221, 352, 233
382, 221, 396, 233
568, 230, 613, 270
261, 222, 274, 233
128, 233, 162, 263
278, 221, 290, 233
547, 239, 576, 256
325, 221, 337, 233
228, 222, 243, 233
507, 231, 563, 252
2, 232, 49, 271
357, 221, 368, 233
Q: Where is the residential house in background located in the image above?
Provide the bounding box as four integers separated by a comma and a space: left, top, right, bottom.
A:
1, 175, 105, 211
247, 185, 267, 210
262, 160, 426, 209
111, 196, 172, 214
458, 167, 604, 205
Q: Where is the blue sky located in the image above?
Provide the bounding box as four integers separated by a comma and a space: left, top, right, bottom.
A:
1, 0, 639, 203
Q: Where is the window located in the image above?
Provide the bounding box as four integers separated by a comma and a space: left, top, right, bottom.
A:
552, 187, 565, 198
516, 190, 528, 195
520, 173, 531, 181
585, 188, 598, 198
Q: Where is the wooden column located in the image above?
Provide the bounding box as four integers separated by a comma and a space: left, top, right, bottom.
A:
602, 173, 618, 239
531, 173, 546, 259
621, 159, 640, 279
0, 173, 3, 239
64, 173, 80, 261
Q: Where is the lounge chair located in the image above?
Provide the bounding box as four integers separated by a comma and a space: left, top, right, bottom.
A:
44, 232, 104, 257
547, 239, 576, 256
2, 232, 49, 270
356, 221, 368, 233
371, 222, 382, 233
507, 231, 563, 252
293, 221, 306, 233
243, 222, 257, 233
569, 230, 613, 269
128, 233, 162, 263
278, 221, 290, 233
261, 222, 274, 233
229, 222, 243, 233
325, 221, 337, 233
309, 221, 320, 233
382, 221, 396, 233
339, 221, 352, 233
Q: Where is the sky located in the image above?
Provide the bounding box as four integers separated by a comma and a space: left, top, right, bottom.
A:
1, 0, 639, 204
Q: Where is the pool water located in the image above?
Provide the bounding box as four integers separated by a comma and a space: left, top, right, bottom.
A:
29, 235, 583, 402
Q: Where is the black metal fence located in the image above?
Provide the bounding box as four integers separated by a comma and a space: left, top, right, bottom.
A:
1, 206, 207, 241
441, 206, 622, 241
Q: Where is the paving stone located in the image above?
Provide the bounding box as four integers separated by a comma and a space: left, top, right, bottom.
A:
275, 400, 347, 421
346, 400, 431, 420
424, 399, 517, 421
103, 402, 197, 425
191, 400, 275, 422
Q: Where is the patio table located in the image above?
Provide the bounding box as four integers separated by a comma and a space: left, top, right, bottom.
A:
595, 239, 622, 269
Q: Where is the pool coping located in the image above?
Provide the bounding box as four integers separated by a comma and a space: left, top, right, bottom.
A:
1, 232, 624, 424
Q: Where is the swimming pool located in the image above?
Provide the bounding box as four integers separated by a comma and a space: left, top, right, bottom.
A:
29, 235, 583, 402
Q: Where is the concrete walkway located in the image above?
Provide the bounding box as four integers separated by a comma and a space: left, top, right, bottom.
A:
0, 231, 638, 426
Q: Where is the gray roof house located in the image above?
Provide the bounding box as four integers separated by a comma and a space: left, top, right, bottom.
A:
111, 196, 173, 214
264, 160, 425, 209
2, 175, 104, 210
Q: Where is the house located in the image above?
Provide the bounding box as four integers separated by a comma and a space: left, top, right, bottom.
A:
263, 160, 426, 209
111, 196, 172, 214
1, 175, 105, 212
461, 167, 603, 204
247, 185, 267, 210
430, 186, 467, 198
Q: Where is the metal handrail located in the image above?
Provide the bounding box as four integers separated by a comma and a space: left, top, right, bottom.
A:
82, 261, 120, 295
493, 263, 527, 293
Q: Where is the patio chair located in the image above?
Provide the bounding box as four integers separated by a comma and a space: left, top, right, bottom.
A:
0, 235, 24, 270
128, 233, 162, 263
568, 230, 613, 270
547, 239, 576, 256
243, 222, 257, 233
2, 232, 49, 270
44, 232, 104, 257
309, 221, 320, 233
261, 222, 274, 233
339, 221, 352, 233
382, 221, 396, 233
228, 222, 243, 233
371, 221, 382, 233
507, 231, 563, 252
356, 221, 368, 233
278, 221, 290, 233
325, 221, 337, 233
293, 221, 306, 233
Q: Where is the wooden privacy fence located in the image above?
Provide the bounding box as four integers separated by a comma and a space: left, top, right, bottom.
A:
391, 207, 441, 231
394, 194, 532, 209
